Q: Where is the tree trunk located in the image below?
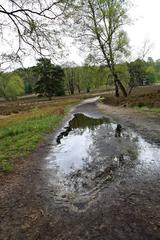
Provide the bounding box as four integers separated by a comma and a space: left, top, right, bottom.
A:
117, 79, 127, 97
70, 89, 74, 95
86, 87, 90, 93
113, 72, 127, 97
77, 84, 81, 94
127, 85, 134, 95
69, 82, 74, 95
114, 80, 119, 97
48, 96, 52, 100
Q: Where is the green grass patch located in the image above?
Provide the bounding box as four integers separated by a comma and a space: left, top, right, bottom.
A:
0, 97, 81, 172
0, 112, 64, 172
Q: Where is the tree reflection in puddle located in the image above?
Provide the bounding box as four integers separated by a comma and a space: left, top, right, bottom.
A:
45, 113, 160, 209
56, 113, 110, 144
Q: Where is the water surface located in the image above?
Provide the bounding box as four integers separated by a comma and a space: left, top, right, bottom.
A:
45, 113, 160, 207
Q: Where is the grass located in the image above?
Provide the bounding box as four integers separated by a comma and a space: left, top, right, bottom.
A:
133, 106, 160, 113
0, 98, 80, 172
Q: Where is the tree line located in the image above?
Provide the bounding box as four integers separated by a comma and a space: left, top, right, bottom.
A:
0, 0, 160, 99
0, 57, 160, 100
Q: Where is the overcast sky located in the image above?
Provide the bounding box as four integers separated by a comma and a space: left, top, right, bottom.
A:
126, 0, 160, 61
3, 0, 160, 69
72, 0, 160, 64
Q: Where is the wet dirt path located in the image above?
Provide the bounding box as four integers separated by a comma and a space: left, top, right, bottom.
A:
0, 98, 160, 240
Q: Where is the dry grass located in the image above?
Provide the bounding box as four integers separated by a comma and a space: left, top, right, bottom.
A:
103, 85, 160, 109
0, 90, 110, 116
0, 98, 79, 127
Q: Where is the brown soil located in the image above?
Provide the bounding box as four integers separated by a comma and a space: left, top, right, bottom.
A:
0, 98, 160, 240
99, 103, 160, 145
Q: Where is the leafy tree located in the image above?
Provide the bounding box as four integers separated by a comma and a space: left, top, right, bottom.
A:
34, 58, 65, 100
0, 72, 24, 100
69, 0, 130, 97
95, 65, 107, 89
15, 66, 38, 94
115, 63, 130, 88
81, 65, 95, 93
155, 60, 160, 83
64, 64, 114, 94
147, 57, 154, 63
146, 65, 156, 84
127, 59, 149, 94
75, 67, 82, 93
24, 82, 32, 95
64, 67, 76, 95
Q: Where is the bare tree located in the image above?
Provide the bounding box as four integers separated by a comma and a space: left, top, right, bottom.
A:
138, 39, 153, 60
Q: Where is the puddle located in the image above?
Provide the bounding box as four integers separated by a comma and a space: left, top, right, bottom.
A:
53, 113, 110, 174
45, 113, 160, 210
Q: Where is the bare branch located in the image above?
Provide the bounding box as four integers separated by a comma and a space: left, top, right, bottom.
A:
0, 0, 69, 61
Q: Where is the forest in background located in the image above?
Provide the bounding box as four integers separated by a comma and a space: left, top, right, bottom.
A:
0, 0, 160, 100
0, 57, 160, 100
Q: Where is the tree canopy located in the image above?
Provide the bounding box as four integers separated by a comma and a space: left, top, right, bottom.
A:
0, 72, 24, 99
34, 58, 65, 99
0, 0, 160, 99
68, 0, 130, 96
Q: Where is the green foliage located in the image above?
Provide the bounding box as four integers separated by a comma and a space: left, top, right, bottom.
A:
64, 67, 76, 94
128, 59, 149, 87
64, 64, 109, 94
152, 60, 160, 83
15, 66, 38, 94
0, 72, 24, 100
146, 65, 156, 84
34, 58, 65, 99
127, 59, 159, 92
24, 81, 32, 94
133, 106, 160, 113
81, 65, 95, 93
1, 161, 14, 172
12, 57, 160, 99
69, 0, 130, 96
115, 63, 130, 87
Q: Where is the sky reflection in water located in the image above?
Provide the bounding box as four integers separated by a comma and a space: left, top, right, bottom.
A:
45, 113, 160, 180
46, 113, 109, 174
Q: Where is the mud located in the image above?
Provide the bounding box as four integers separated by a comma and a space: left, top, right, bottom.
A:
0, 98, 160, 240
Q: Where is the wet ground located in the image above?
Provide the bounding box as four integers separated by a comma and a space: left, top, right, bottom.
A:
0, 98, 160, 239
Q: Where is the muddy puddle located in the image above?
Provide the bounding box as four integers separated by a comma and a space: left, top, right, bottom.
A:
45, 113, 160, 211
